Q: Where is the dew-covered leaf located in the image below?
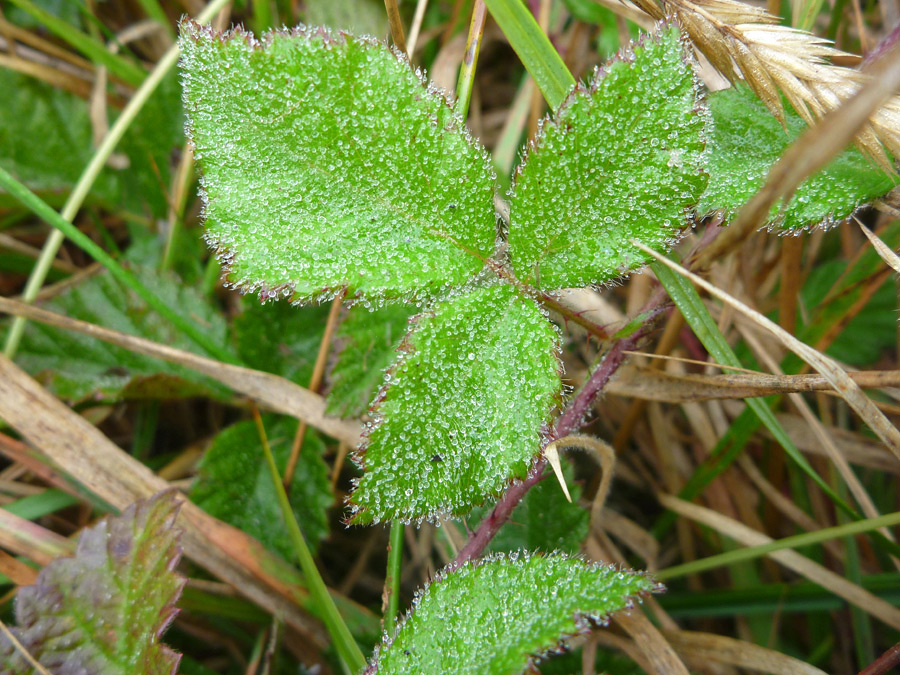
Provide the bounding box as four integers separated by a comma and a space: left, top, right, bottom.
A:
179, 21, 497, 303
191, 416, 332, 558
326, 304, 417, 418
699, 84, 897, 230
465, 459, 588, 555
0, 491, 184, 674
11, 255, 235, 402
234, 296, 330, 385
507, 24, 707, 290
372, 552, 658, 674
348, 284, 560, 523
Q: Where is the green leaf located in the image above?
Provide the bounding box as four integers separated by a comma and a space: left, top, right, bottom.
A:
699, 84, 897, 230
179, 22, 497, 303
326, 304, 417, 418
191, 416, 333, 558
12, 254, 236, 402
349, 284, 561, 523
372, 552, 658, 674
0, 491, 184, 674
466, 459, 588, 555
508, 25, 707, 290
234, 296, 330, 385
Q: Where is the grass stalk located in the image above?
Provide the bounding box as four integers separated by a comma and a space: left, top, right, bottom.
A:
657, 509, 900, 580
455, 0, 487, 120
251, 409, 367, 675
483, 0, 574, 111
384, 520, 404, 632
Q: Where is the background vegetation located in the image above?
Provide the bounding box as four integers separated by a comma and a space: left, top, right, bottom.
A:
1, 0, 900, 673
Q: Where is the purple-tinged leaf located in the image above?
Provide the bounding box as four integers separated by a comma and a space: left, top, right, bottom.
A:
0, 491, 185, 674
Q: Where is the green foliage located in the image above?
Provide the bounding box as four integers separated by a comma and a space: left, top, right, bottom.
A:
466, 459, 589, 554
115, 72, 187, 218
508, 26, 707, 289
234, 296, 329, 384
180, 21, 497, 304
0, 491, 184, 674
0, 69, 119, 201
0, 68, 184, 217
191, 416, 333, 558
5, 0, 82, 30
373, 552, 657, 674
349, 284, 561, 523
800, 260, 898, 366
174, 16, 900, 672
305, 0, 387, 36
326, 304, 416, 418
12, 258, 235, 402
700, 84, 897, 230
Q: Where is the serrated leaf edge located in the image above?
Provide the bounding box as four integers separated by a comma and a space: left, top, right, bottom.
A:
366, 550, 663, 674
6, 490, 185, 674
345, 284, 564, 525
179, 19, 500, 306
698, 85, 899, 233
508, 19, 710, 291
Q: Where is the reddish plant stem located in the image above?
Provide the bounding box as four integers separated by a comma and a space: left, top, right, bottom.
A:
450, 223, 718, 569
859, 641, 900, 675
449, 307, 665, 571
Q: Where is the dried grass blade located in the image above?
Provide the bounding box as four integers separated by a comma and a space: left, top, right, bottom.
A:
586, 535, 689, 674
764, 412, 900, 474
0, 507, 70, 565
737, 320, 897, 551
608, 364, 900, 402
0, 295, 362, 447
0, 354, 370, 641
661, 629, 827, 675
638, 243, 900, 463
858, 219, 900, 277
656, 494, 900, 631
652, 0, 900, 175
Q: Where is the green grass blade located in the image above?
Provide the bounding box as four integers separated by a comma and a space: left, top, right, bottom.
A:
483, 0, 574, 111
252, 413, 367, 674
656, 509, 900, 580
0, 168, 236, 365
3, 490, 79, 520
384, 520, 404, 633
6, 0, 147, 86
